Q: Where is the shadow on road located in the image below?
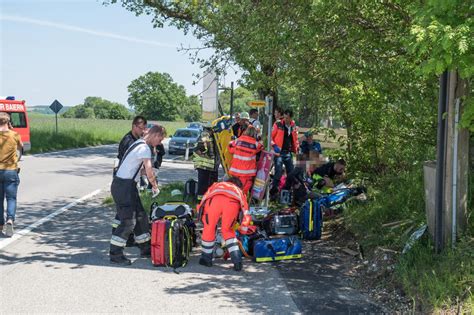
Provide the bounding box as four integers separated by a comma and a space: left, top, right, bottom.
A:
0, 199, 297, 313
276, 240, 388, 314
0, 195, 387, 313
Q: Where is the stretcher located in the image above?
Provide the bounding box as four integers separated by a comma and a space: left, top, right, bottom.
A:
212, 116, 234, 175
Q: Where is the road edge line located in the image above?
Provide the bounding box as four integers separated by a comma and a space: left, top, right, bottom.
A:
0, 189, 102, 250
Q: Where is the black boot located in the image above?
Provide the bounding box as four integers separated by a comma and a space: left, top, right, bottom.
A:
139, 242, 151, 258
230, 251, 243, 271
199, 253, 213, 267
110, 244, 131, 265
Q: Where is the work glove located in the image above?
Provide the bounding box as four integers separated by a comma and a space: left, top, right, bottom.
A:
152, 187, 160, 198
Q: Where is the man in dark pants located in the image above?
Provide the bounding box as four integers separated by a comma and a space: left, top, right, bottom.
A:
270, 109, 299, 199
110, 125, 166, 265
112, 116, 147, 246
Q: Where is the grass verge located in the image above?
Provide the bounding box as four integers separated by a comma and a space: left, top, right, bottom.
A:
28, 113, 185, 153
105, 182, 189, 214
343, 167, 473, 312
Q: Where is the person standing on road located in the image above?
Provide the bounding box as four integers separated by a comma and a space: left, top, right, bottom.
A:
0, 112, 23, 237
109, 125, 166, 265
114, 115, 147, 174
197, 177, 252, 271
193, 127, 219, 201
232, 112, 250, 138
228, 126, 263, 196
249, 108, 262, 138
273, 107, 283, 124
112, 115, 148, 246
270, 109, 299, 200
299, 131, 323, 158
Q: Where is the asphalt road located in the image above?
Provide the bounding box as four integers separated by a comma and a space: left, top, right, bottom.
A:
0, 144, 387, 314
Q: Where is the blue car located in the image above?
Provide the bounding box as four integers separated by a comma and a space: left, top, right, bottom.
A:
168, 128, 201, 155
187, 122, 204, 131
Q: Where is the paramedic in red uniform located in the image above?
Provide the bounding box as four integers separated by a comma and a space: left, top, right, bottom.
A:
228, 126, 263, 196
270, 109, 299, 200
198, 177, 252, 271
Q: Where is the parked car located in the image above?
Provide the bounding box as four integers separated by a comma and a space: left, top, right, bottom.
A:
187, 122, 204, 131
168, 128, 201, 155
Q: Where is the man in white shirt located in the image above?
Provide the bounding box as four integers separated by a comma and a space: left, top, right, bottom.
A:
110, 125, 166, 265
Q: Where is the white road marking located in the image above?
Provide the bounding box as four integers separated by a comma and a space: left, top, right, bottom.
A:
0, 189, 102, 250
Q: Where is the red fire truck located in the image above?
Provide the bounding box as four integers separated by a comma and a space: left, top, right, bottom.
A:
0, 98, 31, 158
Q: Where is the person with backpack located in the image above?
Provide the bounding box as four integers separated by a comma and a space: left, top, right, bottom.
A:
228, 126, 263, 196
193, 127, 219, 201
197, 177, 252, 271
109, 125, 166, 265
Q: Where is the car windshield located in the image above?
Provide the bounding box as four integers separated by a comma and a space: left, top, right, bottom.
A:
174, 130, 199, 138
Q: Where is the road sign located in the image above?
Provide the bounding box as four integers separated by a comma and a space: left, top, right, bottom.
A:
248, 100, 266, 107
50, 99, 63, 133
49, 100, 63, 114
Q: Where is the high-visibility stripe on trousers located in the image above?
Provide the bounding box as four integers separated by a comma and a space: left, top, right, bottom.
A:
201, 239, 215, 254
225, 237, 239, 254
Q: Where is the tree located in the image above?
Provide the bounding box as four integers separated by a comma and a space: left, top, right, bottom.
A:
181, 95, 202, 122
110, 1, 453, 176
218, 86, 256, 115
62, 96, 131, 119
409, 0, 473, 131
127, 72, 188, 121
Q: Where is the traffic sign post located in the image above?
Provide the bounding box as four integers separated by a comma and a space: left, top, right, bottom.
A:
248, 100, 266, 107
49, 100, 63, 133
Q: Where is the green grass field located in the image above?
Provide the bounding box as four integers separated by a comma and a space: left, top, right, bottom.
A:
27, 113, 186, 153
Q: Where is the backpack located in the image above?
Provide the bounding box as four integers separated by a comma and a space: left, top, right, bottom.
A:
151, 217, 192, 270
150, 202, 197, 247
150, 202, 193, 221
299, 199, 323, 240
183, 178, 198, 202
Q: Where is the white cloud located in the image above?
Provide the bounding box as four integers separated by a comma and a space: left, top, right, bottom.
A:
0, 14, 178, 48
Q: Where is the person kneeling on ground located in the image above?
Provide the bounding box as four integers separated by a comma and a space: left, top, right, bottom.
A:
197, 177, 252, 271
109, 125, 166, 265
311, 158, 346, 192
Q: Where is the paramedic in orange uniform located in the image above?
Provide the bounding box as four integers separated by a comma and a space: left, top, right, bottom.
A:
228, 126, 263, 196
198, 177, 252, 271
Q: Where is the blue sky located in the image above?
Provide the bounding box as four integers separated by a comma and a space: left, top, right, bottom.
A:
0, 0, 240, 107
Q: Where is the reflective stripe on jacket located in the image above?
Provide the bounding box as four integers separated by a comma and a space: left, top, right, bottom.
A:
271, 119, 299, 153
193, 136, 218, 171
228, 135, 263, 177
197, 181, 251, 226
